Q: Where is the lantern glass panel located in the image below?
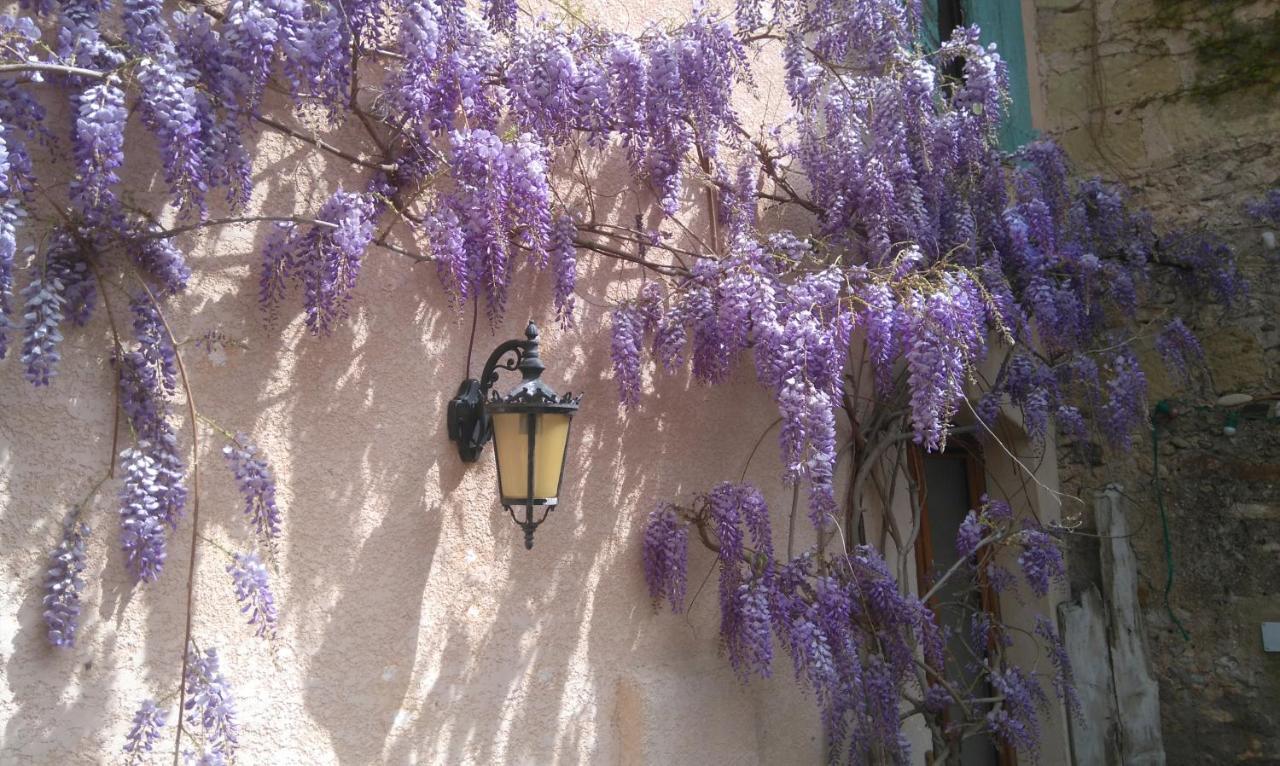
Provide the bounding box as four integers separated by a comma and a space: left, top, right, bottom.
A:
492, 412, 572, 504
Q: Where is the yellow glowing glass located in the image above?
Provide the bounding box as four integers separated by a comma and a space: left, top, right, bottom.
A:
491, 412, 572, 504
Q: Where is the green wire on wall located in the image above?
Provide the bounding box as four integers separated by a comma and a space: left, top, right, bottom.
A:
1150, 400, 1192, 642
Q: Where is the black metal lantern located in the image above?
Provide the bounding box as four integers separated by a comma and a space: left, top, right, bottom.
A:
446, 321, 581, 549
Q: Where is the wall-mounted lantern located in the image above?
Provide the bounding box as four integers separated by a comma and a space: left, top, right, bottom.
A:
447, 322, 581, 549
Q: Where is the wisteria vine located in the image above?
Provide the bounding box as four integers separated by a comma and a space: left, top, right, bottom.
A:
0, 0, 1261, 762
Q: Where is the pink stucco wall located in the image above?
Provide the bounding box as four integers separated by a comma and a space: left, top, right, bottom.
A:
0, 2, 828, 761
0, 1, 1071, 762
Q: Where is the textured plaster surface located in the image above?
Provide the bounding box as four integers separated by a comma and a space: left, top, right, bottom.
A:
0, 2, 828, 763
0, 0, 1082, 762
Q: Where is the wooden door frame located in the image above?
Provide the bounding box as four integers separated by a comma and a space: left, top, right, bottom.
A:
909, 438, 1016, 766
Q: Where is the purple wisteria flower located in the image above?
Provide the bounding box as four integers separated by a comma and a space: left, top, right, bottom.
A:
987, 666, 1048, 757
548, 215, 577, 326
956, 510, 983, 560
131, 229, 192, 297
135, 57, 209, 216
0, 210, 16, 360
704, 483, 777, 680
1017, 524, 1066, 598
51, 254, 96, 328
183, 645, 239, 759
19, 262, 66, 386
42, 515, 89, 647
1035, 615, 1080, 716
1101, 351, 1148, 450
259, 189, 380, 335
227, 551, 278, 639
1154, 318, 1203, 382
641, 503, 688, 612
70, 82, 127, 221
116, 295, 188, 544
610, 305, 643, 407
223, 435, 282, 550
123, 699, 167, 764
118, 446, 170, 583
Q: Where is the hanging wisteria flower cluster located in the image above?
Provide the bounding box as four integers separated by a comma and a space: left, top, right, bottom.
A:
642, 486, 1076, 759
0, 0, 1257, 760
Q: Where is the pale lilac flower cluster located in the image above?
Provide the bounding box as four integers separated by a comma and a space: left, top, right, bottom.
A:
1017, 523, 1066, 598
0, 220, 15, 359
272, 0, 349, 112
42, 515, 89, 647
132, 233, 191, 297
386, 0, 500, 134
222, 436, 282, 549
1035, 615, 1080, 715
956, 511, 984, 560
1100, 351, 1148, 450
135, 57, 209, 216
641, 503, 688, 611
903, 274, 987, 451
641, 483, 959, 758
116, 296, 187, 580
53, 254, 96, 327
70, 82, 126, 221
123, 699, 167, 764
610, 305, 644, 407
18, 261, 66, 386
1154, 318, 1203, 382
999, 354, 1057, 441
548, 215, 577, 325
507, 25, 580, 140
118, 446, 171, 582
227, 552, 278, 639
429, 130, 554, 318
709, 483, 774, 679
183, 645, 239, 760
260, 189, 380, 335
987, 666, 1049, 757
0, 73, 40, 358
1161, 229, 1245, 307
16, 234, 97, 384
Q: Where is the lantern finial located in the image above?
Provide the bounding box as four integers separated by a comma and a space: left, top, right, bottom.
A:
517, 321, 545, 381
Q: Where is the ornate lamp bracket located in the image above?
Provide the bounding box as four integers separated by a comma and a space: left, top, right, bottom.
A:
446, 322, 544, 463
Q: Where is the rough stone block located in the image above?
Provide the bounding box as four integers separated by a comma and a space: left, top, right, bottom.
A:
1228, 503, 1280, 520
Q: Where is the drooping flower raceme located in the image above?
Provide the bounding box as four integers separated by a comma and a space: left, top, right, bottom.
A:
18, 260, 66, 386
641, 503, 688, 612
548, 214, 577, 325
183, 645, 239, 759
643, 481, 1076, 760
117, 295, 188, 548
1017, 523, 1067, 598
223, 435, 282, 550
610, 304, 644, 407
42, 515, 89, 647
118, 446, 170, 583
227, 551, 278, 639
123, 699, 167, 764
70, 81, 127, 222
1155, 318, 1203, 382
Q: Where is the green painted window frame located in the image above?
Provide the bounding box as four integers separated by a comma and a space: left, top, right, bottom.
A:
924, 0, 1037, 152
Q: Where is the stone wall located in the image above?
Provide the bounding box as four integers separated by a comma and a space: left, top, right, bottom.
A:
1033, 0, 1280, 762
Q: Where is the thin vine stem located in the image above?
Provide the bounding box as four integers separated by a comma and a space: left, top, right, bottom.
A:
132, 282, 202, 766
